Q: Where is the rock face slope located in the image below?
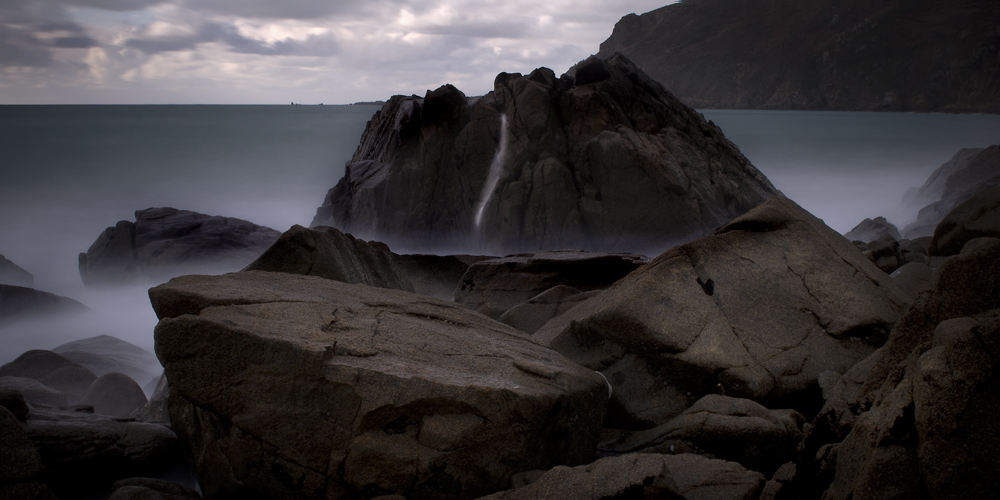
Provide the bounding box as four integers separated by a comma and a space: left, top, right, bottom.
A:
596, 0, 1000, 113
902, 145, 1000, 238
79, 207, 281, 286
313, 53, 777, 255
534, 196, 911, 429
149, 271, 607, 500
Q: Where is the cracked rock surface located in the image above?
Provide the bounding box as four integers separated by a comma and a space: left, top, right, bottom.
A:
534, 196, 911, 428
149, 270, 607, 500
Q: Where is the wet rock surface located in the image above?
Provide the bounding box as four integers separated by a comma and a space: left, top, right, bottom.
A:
150, 270, 607, 500
79, 207, 281, 286
534, 196, 911, 428
314, 54, 777, 254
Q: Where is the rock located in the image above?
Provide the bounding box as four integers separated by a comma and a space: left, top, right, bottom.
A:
0, 406, 57, 500
889, 262, 933, 299
79, 372, 148, 418
107, 477, 201, 500
758, 462, 797, 500
455, 250, 648, 319
0, 388, 30, 421
79, 207, 281, 287
24, 406, 184, 498
149, 270, 608, 500
0, 285, 88, 328
498, 286, 600, 334
131, 373, 170, 424
395, 254, 496, 301
476, 453, 765, 500
822, 310, 1000, 500
244, 224, 414, 291
843, 217, 901, 243
898, 237, 931, 265
0, 378, 70, 408
600, 395, 804, 475
859, 233, 904, 274
534, 196, 912, 429
903, 146, 1000, 239
314, 54, 777, 255
52, 334, 162, 388
0, 254, 33, 288
593, 1, 1000, 113
0, 350, 97, 403
929, 185, 1000, 256
801, 238, 1000, 498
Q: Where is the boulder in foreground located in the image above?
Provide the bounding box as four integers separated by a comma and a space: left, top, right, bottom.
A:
150, 271, 608, 500
535, 196, 911, 428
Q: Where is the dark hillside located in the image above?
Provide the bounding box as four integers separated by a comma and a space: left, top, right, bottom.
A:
596, 0, 1000, 112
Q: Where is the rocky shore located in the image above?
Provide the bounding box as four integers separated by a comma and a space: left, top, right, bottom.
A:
3, 56, 1000, 500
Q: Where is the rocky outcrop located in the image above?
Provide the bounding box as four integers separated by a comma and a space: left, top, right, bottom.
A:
79, 207, 281, 286
149, 270, 608, 500
52, 334, 162, 390
0, 350, 97, 404
454, 250, 648, 319
600, 395, 805, 476
0, 254, 33, 288
0, 378, 70, 408
477, 453, 765, 500
929, 185, 1000, 256
0, 285, 88, 328
902, 145, 1000, 238
0, 406, 56, 500
395, 254, 496, 301
843, 217, 901, 243
106, 478, 201, 500
313, 53, 777, 254
78, 373, 148, 418
595, 0, 1000, 113
244, 224, 414, 291
793, 237, 1000, 499
534, 196, 911, 429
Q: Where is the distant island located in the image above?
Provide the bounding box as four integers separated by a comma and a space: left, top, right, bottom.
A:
350, 100, 388, 106
595, 0, 1000, 113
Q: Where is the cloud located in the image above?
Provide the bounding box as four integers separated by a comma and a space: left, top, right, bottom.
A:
1, 0, 674, 103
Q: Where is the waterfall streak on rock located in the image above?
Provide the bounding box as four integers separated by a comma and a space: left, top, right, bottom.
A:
474, 114, 508, 230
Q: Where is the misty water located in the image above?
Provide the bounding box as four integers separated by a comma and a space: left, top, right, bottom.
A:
1, 105, 998, 371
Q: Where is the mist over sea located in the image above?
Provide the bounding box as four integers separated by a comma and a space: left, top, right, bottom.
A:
1, 104, 998, 368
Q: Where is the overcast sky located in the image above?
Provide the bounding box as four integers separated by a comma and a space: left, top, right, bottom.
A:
0, 0, 673, 104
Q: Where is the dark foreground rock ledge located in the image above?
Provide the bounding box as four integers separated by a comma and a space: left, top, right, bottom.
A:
313, 53, 777, 255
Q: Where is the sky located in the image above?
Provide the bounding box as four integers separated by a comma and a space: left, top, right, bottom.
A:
0, 0, 674, 104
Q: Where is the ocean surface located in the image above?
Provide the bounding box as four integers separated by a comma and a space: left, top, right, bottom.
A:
1, 104, 998, 367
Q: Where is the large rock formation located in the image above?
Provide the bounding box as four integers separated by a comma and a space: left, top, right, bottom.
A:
0, 350, 97, 404
79, 207, 281, 286
149, 271, 608, 500
0, 254, 33, 288
0, 285, 87, 328
595, 0, 1000, 113
313, 53, 777, 255
902, 145, 1000, 238
534, 196, 911, 429
244, 224, 415, 292
52, 335, 162, 390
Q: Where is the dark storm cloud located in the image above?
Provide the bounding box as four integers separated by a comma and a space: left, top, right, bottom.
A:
125, 21, 338, 56
0, 2, 97, 67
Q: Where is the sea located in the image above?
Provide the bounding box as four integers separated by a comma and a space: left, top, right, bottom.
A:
1, 104, 998, 368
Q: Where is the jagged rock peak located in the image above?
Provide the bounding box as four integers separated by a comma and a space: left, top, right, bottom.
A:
313, 53, 778, 256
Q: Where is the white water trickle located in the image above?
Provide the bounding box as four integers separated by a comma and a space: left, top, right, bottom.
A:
473, 114, 508, 231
